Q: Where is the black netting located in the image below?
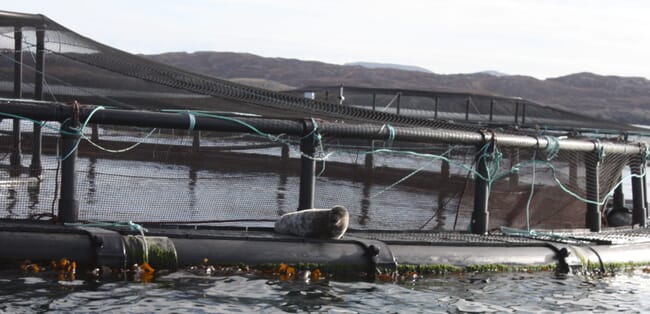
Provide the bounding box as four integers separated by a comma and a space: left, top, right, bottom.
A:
0, 11, 647, 232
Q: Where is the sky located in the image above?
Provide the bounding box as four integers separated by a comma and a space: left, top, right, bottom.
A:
3, 0, 650, 79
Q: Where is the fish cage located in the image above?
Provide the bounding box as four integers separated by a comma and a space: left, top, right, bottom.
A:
1, 10, 650, 276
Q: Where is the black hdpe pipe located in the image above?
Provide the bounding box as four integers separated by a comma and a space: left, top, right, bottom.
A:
0, 99, 645, 156
0, 228, 373, 270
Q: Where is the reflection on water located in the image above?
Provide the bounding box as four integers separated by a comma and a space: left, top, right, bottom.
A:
2, 270, 650, 312
0, 154, 458, 230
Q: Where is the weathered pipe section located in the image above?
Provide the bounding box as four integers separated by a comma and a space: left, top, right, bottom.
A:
4, 225, 650, 274
0, 99, 646, 155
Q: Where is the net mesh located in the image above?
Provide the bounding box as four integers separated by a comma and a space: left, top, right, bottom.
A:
0, 12, 647, 232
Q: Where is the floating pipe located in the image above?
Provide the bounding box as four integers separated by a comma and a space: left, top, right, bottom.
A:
0, 99, 645, 155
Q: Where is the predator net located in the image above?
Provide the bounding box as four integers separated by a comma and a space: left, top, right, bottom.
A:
0, 11, 647, 231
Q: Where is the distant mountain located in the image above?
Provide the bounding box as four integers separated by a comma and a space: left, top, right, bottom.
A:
475, 70, 509, 77
146, 52, 650, 124
344, 62, 433, 73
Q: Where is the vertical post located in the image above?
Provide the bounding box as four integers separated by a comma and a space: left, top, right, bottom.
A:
396, 92, 401, 115
585, 154, 600, 232
281, 144, 290, 160
91, 124, 99, 142
509, 149, 520, 188
298, 122, 317, 210
441, 157, 450, 179
364, 152, 374, 171
514, 102, 519, 125
489, 100, 494, 122
371, 92, 376, 111
29, 28, 45, 178
613, 173, 625, 211
191, 131, 200, 152
569, 157, 578, 187
10, 27, 23, 174
434, 96, 439, 119
631, 159, 647, 226
465, 97, 470, 121
521, 103, 527, 125
58, 111, 80, 223
472, 143, 491, 234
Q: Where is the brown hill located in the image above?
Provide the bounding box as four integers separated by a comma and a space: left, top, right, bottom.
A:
148, 51, 650, 124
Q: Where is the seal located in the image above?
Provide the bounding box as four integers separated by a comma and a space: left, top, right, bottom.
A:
274, 205, 349, 239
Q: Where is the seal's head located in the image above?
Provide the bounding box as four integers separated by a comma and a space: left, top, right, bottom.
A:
328, 205, 349, 239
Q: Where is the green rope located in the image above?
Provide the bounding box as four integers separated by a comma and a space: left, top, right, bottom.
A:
543, 135, 560, 160
60, 106, 106, 161
82, 128, 158, 153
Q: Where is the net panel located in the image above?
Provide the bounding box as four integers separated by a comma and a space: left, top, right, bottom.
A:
0, 12, 646, 232
0, 121, 643, 231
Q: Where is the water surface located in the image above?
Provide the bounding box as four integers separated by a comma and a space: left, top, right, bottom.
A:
2, 269, 650, 313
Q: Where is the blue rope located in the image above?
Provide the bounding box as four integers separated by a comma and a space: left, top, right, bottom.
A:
59, 106, 106, 161
543, 135, 560, 161
186, 111, 196, 132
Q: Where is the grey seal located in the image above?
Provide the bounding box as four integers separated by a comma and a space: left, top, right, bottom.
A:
274, 205, 349, 239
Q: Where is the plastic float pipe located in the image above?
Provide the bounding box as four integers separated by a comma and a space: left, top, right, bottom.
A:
6, 227, 650, 272
0, 228, 557, 271
0, 100, 645, 156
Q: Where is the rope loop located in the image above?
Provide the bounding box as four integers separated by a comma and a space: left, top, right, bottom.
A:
543, 135, 560, 161
379, 124, 395, 145
301, 117, 319, 140
186, 111, 196, 132
593, 139, 605, 162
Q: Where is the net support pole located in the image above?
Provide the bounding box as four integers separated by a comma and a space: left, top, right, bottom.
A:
441, 154, 450, 179
631, 160, 647, 226
364, 149, 374, 171
396, 92, 401, 115
509, 149, 520, 188
91, 124, 99, 142
489, 100, 494, 122
514, 102, 520, 125
472, 144, 491, 234
613, 173, 625, 210
585, 155, 601, 232
192, 131, 200, 152
58, 117, 80, 223
29, 28, 45, 178
281, 144, 290, 160
298, 121, 317, 210
10, 27, 23, 175
569, 157, 578, 187
434, 97, 439, 119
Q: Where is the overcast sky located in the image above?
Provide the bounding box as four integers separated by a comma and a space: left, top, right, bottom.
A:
4, 0, 650, 79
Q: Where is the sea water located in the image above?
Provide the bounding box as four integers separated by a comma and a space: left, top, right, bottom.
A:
2, 269, 650, 313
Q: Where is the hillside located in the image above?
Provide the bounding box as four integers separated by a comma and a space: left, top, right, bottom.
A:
147, 51, 650, 124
